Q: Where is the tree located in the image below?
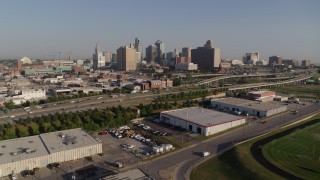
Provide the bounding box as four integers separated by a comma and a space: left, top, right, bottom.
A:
112, 88, 121, 93
173, 78, 182, 86
4, 127, 16, 139
164, 102, 169, 110
73, 115, 83, 127
84, 121, 99, 131
28, 122, 40, 135
16, 125, 29, 137
140, 107, 147, 116
5, 101, 15, 110
146, 105, 154, 114
53, 119, 62, 130
173, 101, 178, 106
40, 122, 51, 133
186, 73, 192, 83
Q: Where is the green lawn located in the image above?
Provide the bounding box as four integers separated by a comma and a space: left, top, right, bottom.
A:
262, 122, 320, 179
190, 114, 320, 180
190, 141, 282, 180
271, 85, 320, 99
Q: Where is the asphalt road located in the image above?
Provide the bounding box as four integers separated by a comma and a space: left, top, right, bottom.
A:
0, 93, 159, 124
141, 102, 320, 180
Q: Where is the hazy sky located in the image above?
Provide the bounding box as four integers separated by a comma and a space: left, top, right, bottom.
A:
0, 0, 319, 62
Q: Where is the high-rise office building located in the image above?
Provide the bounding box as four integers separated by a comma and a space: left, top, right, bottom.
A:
191, 40, 221, 69
166, 52, 175, 61
155, 40, 166, 63
174, 49, 179, 57
146, 45, 158, 64
103, 51, 112, 63
117, 46, 137, 71
243, 53, 259, 65
112, 53, 117, 63
181, 47, 191, 58
134, 38, 143, 61
283, 59, 299, 68
301, 60, 311, 67
269, 56, 283, 67
17, 59, 23, 72
93, 43, 106, 69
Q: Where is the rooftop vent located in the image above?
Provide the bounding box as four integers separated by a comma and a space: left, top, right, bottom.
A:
25, 148, 32, 154
29, 141, 34, 144
63, 135, 78, 145
11, 152, 18, 156
1, 145, 6, 148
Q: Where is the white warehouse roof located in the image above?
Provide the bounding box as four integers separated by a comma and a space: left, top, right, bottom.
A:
40, 128, 100, 154
161, 107, 244, 127
0, 128, 100, 165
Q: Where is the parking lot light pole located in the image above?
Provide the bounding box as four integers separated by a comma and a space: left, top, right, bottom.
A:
144, 163, 148, 173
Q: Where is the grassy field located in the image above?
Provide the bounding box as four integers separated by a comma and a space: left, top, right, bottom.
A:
190, 140, 282, 180
262, 122, 320, 179
190, 114, 320, 180
271, 85, 320, 99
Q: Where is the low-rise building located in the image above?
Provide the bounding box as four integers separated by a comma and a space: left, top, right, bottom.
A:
21, 89, 46, 101
175, 63, 198, 71
136, 82, 150, 90
149, 80, 162, 89
248, 91, 275, 101
0, 128, 102, 177
211, 97, 287, 117
5, 89, 46, 105
160, 107, 245, 136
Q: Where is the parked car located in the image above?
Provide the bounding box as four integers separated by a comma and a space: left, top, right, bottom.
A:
85, 156, 93, 161
113, 162, 123, 168
98, 131, 108, 135
11, 173, 17, 180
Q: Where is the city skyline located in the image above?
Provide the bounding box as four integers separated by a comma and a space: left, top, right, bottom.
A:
0, 0, 319, 62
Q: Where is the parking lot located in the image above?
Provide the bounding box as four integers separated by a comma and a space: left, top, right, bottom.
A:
133, 117, 203, 147
4, 100, 311, 180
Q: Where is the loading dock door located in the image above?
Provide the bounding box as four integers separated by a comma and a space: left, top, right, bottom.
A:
189, 125, 192, 131
197, 127, 201, 134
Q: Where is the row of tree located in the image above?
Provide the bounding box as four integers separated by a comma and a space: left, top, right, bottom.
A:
0, 101, 179, 141
155, 90, 209, 102
0, 106, 136, 140
138, 102, 173, 116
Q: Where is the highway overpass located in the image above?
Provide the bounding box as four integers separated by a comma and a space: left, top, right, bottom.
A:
197, 74, 276, 85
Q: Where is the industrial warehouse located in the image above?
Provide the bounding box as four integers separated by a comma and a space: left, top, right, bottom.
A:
160, 107, 246, 136
211, 97, 287, 117
0, 128, 102, 177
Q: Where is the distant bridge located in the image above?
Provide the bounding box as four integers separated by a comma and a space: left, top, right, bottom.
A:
227, 76, 312, 92
197, 74, 276, 85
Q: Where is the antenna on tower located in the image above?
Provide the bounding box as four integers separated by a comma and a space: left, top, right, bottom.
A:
54, 52, 62, 60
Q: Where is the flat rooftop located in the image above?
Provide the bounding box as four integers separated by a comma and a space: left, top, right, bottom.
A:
0, 135, 49, 164
212, 97, 286, 111
249, 90, 273, 95
161, 107, 244, 127
40, 128, 100, 154
0, 128, 100, 165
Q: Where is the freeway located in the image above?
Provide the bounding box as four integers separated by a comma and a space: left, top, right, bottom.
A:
228, 76, 312, 91
140, 102, 320, 180
0, 93, 160, 124
198, 73, 275, 85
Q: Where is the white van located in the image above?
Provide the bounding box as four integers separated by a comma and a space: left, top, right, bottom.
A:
202, 151, 210, 157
